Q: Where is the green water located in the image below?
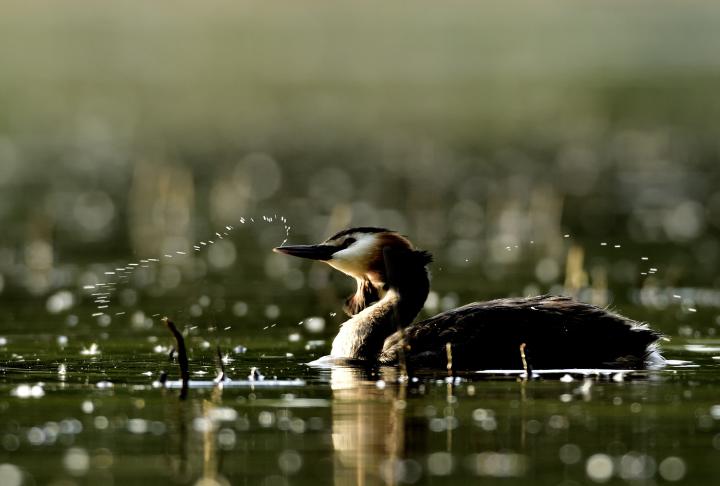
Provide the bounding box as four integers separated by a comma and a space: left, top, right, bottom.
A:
2, 319, 720, 485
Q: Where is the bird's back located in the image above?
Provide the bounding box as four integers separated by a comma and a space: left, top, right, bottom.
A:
379, 295, 662, 370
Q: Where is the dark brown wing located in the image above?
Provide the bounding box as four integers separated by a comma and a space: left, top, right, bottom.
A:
379, 295, 662, 369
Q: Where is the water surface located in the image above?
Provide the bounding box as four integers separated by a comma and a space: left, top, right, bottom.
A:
2, 325, 720, 485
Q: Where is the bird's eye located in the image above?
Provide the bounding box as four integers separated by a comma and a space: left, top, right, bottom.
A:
343, 238, 356, 248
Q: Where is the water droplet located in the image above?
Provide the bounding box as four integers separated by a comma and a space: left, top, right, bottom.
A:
586, 454, 613, 482
63, 448, 90, 476
0, 464, 22, 486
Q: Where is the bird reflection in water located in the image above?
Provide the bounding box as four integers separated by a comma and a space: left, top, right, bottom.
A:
328, 366, 541, 485
329, 366, 414, 486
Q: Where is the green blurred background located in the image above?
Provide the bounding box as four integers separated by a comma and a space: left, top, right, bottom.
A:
2, 0, 720, 338
3, 4, 720, 486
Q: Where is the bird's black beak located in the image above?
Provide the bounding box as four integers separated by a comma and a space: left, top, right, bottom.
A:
273, 244, 338, 261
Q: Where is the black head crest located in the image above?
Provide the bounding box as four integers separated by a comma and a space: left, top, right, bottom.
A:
381, 246, 433, 289
327, 227, 391, 242
414, 250, 433, 266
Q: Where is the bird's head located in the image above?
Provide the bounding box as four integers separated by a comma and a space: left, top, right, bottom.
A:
273, 227, 432, 314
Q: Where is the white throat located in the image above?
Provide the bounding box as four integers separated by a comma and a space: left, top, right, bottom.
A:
330, 289, 399, 358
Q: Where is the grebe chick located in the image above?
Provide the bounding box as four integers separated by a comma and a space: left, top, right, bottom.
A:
273, 227, 664, 370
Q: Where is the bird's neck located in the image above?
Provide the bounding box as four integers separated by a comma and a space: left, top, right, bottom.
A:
330, 268, 429, 360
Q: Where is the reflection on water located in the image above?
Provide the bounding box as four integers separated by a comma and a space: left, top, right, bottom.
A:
318, 358, 716, 485
328, 366, 531, 485
2, 341, 720, 484
330, 366, 409, 486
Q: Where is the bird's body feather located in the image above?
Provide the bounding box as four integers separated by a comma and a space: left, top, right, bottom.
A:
380, 295, 662, 369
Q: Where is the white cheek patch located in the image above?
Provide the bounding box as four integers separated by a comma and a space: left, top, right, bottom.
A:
333, 235, 376, 261
328, 235, 377, 277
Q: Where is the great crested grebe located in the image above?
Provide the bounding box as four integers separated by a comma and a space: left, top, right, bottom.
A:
273, 227, 664, 370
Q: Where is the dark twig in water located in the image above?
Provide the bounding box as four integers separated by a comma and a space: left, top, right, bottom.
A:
519, 342, 532, 379
445, 344, 455, 451
215, 345, 226, 382
395, 318, 410, 379
163, 317, 189, 399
